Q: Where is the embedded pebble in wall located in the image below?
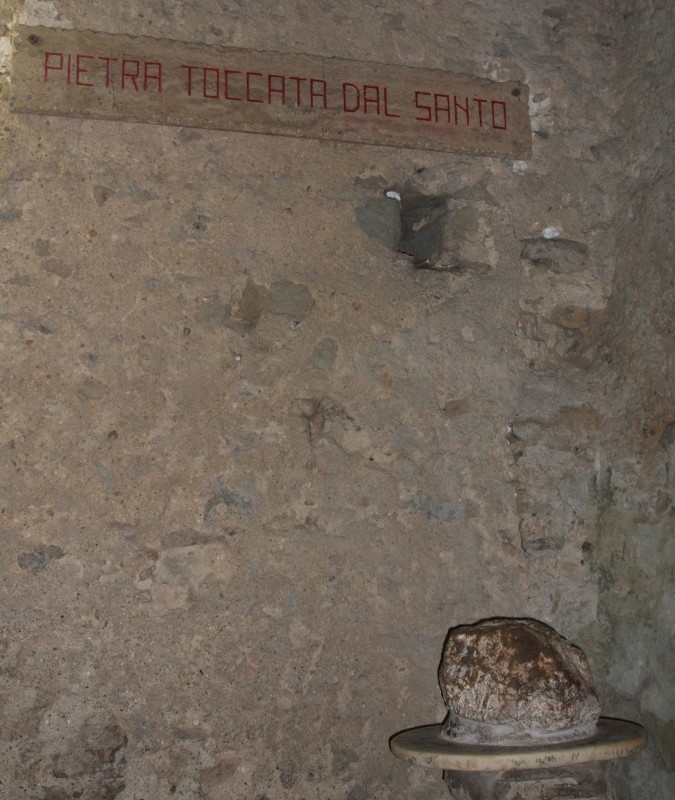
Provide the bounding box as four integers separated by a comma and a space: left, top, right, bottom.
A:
310, 337, 338, 370
520, 237, 589, 272
541, 226, 560, 239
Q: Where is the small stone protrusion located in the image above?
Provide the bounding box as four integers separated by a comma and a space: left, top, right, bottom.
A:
520, 238, 589, 273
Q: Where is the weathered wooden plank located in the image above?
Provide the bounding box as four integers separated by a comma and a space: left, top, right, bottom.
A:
10, 26, 531, 158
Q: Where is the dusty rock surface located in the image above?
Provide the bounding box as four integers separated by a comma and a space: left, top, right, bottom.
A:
0, 1, 672, 799
439, 618, 601, 743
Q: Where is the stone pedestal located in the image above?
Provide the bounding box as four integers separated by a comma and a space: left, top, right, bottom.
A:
444, 763, 606, 800
390, 719, 646, 800
390, 619, 647, 799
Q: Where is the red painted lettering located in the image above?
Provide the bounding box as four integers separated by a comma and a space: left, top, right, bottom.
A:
246, 72, 263, 103
383, 88, 400, 118
342, 82, 360, 112
224, 70, 241, 100
268, 74, 286, 105
473, 97, 487, 127
203, 66, 220, 99
121, 59, 140, 91
288, 76, 306, 106
66, 53, 72, 84
363, 84, 381, 114
99, 56, 117, 88
415, 91, 432, 122
491, 100, 507, 129
454, 95, 470, 125
44, 51, 63, 82
310, 79, 327, 109
434, 93, 451, 123
181, 64, 199, 96
75, 55, 94, 87
143, 61, 163, 92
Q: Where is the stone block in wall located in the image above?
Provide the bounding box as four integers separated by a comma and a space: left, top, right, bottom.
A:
508, 405, 602, 555
515, 306, 608, 369
396, 195, 499, 273
520, 238, 589, 273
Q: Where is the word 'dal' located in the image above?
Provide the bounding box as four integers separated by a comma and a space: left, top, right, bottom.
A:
11, 26, 531, 158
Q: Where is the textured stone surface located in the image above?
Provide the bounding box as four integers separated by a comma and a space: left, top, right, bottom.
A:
439, 619, 601, 743
0, 1, 671, 799
577, 4, 675, 799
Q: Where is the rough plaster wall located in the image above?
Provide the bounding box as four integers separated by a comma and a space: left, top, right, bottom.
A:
576, 2, 674, 799
0, 1, 670, 799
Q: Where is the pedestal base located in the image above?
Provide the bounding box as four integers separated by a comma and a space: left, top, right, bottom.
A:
444, 763, 606, 800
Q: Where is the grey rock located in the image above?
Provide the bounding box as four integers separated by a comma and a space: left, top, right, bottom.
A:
236, 277, 266, 329
520, 238, 589, 272
162, 529, 214, 548
93, 185, 115, 205
355, 197, 402, 249
17, 545, 65, 573
266, 280, 315, 317
398, 192, 448, 265
0, 207, 22, 223
310, 337, 338, 369
42, 258, 72, 277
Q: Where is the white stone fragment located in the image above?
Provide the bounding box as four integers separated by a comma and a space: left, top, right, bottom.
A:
0, 37, 11, 74
542, 226, 561, 239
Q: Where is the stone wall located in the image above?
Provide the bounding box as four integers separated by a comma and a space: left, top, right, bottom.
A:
578, 2, 674, 799
0, 2, 671, 799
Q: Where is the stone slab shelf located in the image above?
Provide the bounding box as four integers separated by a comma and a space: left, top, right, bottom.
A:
389, 717, 646, 771
390, 718, 647, 800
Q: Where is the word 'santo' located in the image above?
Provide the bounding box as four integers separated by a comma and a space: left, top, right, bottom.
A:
43, 51, 509, 130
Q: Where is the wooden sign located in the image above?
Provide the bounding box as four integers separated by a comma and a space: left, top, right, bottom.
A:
10, 26, 531, 159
